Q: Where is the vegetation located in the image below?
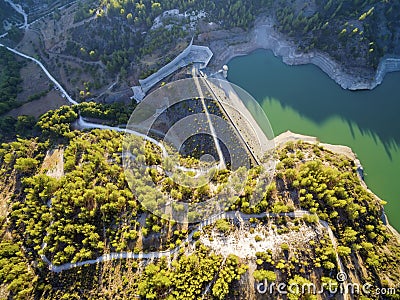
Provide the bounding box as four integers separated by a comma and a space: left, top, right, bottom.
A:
99, 0, 266, 30
271, 0, 400, 69
0, 115, 36, 142
139, 246, 247, 299
0, 241, 37, 299
0, 0, 23, 34
0, 47, 24, 115
67, 0, 272, 77
36, 105, 79, 139
78, 101, 136, 125
271, 141, 400, 290
0, 104, 398, 298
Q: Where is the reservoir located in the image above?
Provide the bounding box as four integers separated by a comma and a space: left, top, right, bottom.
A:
228, 49, 400, 230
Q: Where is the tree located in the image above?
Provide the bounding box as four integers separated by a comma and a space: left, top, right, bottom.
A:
288, 275, 314, 300
337, 245, 351, 257
253, 269, 276, 282
215, 219, 231, 233
323, 261, 336, 270
37, 106, 78, 138
14, 157, 39, 173
15, 115, 36, 134
343, 227, 358, 244
281, 243, 290, 252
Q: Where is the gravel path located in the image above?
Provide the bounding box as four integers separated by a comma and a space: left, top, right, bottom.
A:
0, 28, 396, 285
41, 210, 345, 274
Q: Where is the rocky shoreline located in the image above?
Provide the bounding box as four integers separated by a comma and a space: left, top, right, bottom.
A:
202, 17, 400, 235
205, 16, 400, 90
274, 130, 400, 239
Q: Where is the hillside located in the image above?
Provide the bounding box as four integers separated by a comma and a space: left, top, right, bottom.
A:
0, 0, 399, 299
0, 105, 398, 299
1, 0, 398, 105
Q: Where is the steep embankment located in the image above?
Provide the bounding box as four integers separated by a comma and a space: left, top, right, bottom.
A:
274, 130, 400, 242
208, 16, 400, 90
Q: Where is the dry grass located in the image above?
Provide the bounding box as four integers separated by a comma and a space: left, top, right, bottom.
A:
41, 148, 64, 179
16, 61, 50, 103
0, 284, 9, 300
0, 171, 16, 219
8, 90, 68, 118
200, 221, 319, 259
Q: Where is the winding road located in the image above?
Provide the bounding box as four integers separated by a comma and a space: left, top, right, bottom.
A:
0, 42, 78, 105
42, 210, 344, 275
0, 32, 346, 279
0, 7, 347, 291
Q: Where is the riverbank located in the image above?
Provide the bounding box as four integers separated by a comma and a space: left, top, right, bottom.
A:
274, 130, 400, 241
204, 16, 400, 90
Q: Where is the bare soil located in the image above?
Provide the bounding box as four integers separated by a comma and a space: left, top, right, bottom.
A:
17, 7, 112, 101
41, 147, 64, 179
7, 90, 68, 118
16, 60, 50, 103
201, 221, 318, 259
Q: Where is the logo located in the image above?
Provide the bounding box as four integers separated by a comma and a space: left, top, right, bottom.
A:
256, 272, 398, 296
336, 272, 347, 282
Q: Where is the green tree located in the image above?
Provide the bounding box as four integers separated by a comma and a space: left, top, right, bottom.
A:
253, 269, 277, 282
14, 157, 39, 173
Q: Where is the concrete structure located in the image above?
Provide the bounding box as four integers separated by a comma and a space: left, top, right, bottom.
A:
132, 38, 213, 102
202, 73, 276, 165
222, 65, 228, 78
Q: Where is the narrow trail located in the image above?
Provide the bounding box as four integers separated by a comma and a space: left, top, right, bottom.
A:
41, 209, 344, 275
0, 21, 346, 285
0, 42, 78, 105
77, 117, 166, 156
0, 42, 345, 277
27, 1, 79, 28
0, 0, 96, 106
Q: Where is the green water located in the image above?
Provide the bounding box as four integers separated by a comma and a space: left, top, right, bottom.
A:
228, 49, 400, 230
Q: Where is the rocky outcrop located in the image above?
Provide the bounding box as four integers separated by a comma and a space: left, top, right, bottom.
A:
209, 16, 400, 90
274, 130, 400, 241
375, 57, 400, 86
